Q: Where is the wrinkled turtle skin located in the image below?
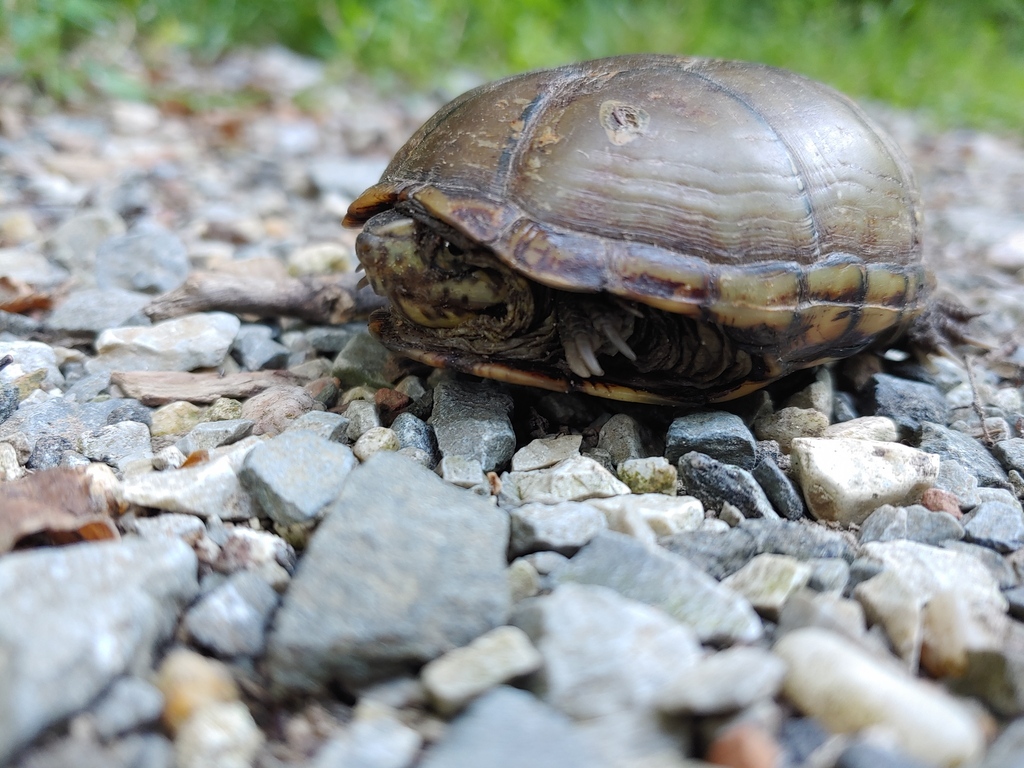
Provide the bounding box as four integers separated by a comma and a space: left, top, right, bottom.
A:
344, 54, 928, 406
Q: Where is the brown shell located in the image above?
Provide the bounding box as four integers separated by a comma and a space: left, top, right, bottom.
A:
346, 55, 928, 401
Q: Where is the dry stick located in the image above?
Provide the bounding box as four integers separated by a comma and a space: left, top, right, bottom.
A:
145, 271, 387, 325
964, 353, 994, 445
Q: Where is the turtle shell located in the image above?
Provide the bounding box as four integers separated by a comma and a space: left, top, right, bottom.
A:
345, 54, 928, 405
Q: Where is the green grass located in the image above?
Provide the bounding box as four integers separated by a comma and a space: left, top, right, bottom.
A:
2, 0, 1024, 130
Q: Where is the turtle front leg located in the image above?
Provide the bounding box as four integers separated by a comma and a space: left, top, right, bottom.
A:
555, 295, 638, 378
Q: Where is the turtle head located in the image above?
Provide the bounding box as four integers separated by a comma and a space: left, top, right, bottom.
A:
355, 210, 535, 332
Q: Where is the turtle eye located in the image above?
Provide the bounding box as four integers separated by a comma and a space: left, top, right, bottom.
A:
444, 241, 464, 257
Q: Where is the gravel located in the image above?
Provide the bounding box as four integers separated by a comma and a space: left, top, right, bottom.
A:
3, 44, 1024, 766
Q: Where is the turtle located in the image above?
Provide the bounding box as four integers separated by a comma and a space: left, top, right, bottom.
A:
343, 54, 938, 406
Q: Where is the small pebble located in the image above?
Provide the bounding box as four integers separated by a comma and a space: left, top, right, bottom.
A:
353, 425, 400, 461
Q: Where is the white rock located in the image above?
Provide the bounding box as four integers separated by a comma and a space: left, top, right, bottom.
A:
854, 569, 925, 666
508, 501, 607, 557
823, 416, 900, 442
508, 455, 630, 504
353, 426, 399, 462
657, 646, 787, 715
89, 312, 240, 373
775, 627, 985, 767
989, 229, 1024, 271
722, 554, 813, 621
590, 494, 704, 537
790, 438, 939, 524
310, 704, 422, 768
437, 455, 486, 488
421, 626, 543, 715
511, 434, 582, 471
0, 340, 63, 389
174, 701, 264, 768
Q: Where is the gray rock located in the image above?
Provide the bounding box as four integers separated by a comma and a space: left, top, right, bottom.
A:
743, 518, 856, 562
87, 676, 165, 740
659, 527, 759, 580
94, 227, 189, 294
0, 539, 198, 763
332, 331, 391, 389
46, 288, 151, 333
963, 500, 1024, 553
89, 312, 240, 374
285, 411, 351, 442
597, 414, 645, 465
994, 439, 1024, 475
752, 452, 806, 521
25, 435, 75, 470
656, 646, 786, 715
551, 531, 762, 644
982, 717, 1024, 768
665, 410, 757, 469
106, 400, 152, 427
437, 455, 486, 488
919, 422, 1008, 488
722, 553, 813, 620
859, 504, 965, 545
176, 419, 254, 456
506, 455, 630, 504
9, 733, 174, 768
81, 421, 153, 472
184, 571, 280, 657
418, 687, 605, 768
677, 451, 778, 520
513, 434, 583, 472
306, 323, 366, 354
0, 384, 17, 424
512, 583, 701, 719
391, 411, 439, 462
837, 742, 935, 768
309, 157, 389, 198
807, 557, 851, 592
239, 430, 358, 526
430, 380, 515, 472
0, 340, 63, 390
934, 459, 982, 510
231, 324, 289, 370
62, 372, 111, 403
266, 452, 510, 692
310, 711, 422, 768
870, 373, 949, 433
47, 208, 127, 274
344, 399, 380, 440
0, 247, 68, 288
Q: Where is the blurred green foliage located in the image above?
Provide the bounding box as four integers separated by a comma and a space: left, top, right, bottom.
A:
2, 0, 1024, 129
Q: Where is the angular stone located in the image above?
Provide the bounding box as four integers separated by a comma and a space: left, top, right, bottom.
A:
963, 500, 1024, 553
722, 554, 813, 621
790, 438, 939, 524
81, 420, 153, 472
176, 419, 254, 456
665, 410, 757, 469
678, 451, 777, 520
859, 504, 964, 545
508, 455, 630, 504
775, 628, 985, 768
421, 626, 543, 715
616, 456, 677, 495
266, 452, 510, 692
512, 583, 701, 719
89, 312, 240, 373
46, 287, 150, 333
285, 410, 351, 442
870, 373, 949, 433
310, 707, 422, 768
597, 414, 645, 466
184, 571, 280, 658
438, 455, 486, 488
509, 501, 608, 557
94, 227, 189, 294
512, 434, 583, 472
751, 452, 806, 521
332, 331, 392, 390
589, 494, 704, 538
87, 676, 165, 740
0, 539, 198, 763
240, 430, 358, 526
353, 425, 400, 461
430, 380, 515, 472
824, 415, 900, 442
550, 531, 762, 644
0, 340, 63, 391
390, 411, 438, 460
919, 422, 1008, 488
754, 406, 829, 453
657, 646, 786, 715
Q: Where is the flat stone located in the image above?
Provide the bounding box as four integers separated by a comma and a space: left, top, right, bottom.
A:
665, 410, 757, 469
0, 539, 198, 763
677, 451, 778, 520
508, 454, 631, 504
231, 323, 289, 370
176, 419, 254, 455
512, 434, 583, 472
121, 438, 260, 520
512, 583, 701, 719
934, 459, 982, 510
183, 571, 280, 658
754, 406, 829, 453
550, 531, 762, 644
823, 415, 900, 442
285, 410, 350, 442
421, 626, 543, 715
962, 500, 1024, 552
589, 493, 704, 538
437, 455, 486, 488
418, 687, 606, 768
597, 413, 646, 465
858, 504, 965, 545
721, 554, 813, 620
46, 287, 150, 333
775, 628, 985, 768
657, 646, 786, 715
429, 380, 515, 472
790, 438, 939, 524
86, 676, 165, 740
266, 452, 510, 692
992, 438, 1024, 475
94, 226, 190, 294
89, 312, 240, 373
81, 420, 153, 472
508, 500, 608, 557
616, 456, 677, 495
240, 430, 358, 526
919, 422, 1008, 488
870, 373, 949, 433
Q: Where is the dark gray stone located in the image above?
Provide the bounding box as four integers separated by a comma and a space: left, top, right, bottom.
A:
919, 422, 1008, 488
239, 430, 357, 526
88, 676, 165, 740
184, 571, 280, 657
25, 435, 75, 470
418, 687, 605, 768
105, 400, 152, 427
550, 531, 762, 644
963, 500, 1024, 553
665, 411, 757, 469
0, 384, 17, 424
391, 411, 439, 461
870, 373, 949, 432
430, 379, 515, 472
231, 324, 289, 370
994, 439, 1024, 475
265, 452, 511, 692
659, 528, 759, 580
0, 539, 198, 763
677, 451, 778, 520
306, 323, 366, 354
331, 330, 391, 390
858, 504, 964, 545
740, 518, 857, 562
597, 413, 645, 465
63, 372, 111, 404
752, 453, 806, 520
94, 227, 189, 294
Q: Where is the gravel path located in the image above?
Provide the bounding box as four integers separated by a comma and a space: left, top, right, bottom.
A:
2, 47, 1024, 768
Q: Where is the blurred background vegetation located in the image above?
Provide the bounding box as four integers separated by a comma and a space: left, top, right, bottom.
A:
1, 0, 1023, 129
